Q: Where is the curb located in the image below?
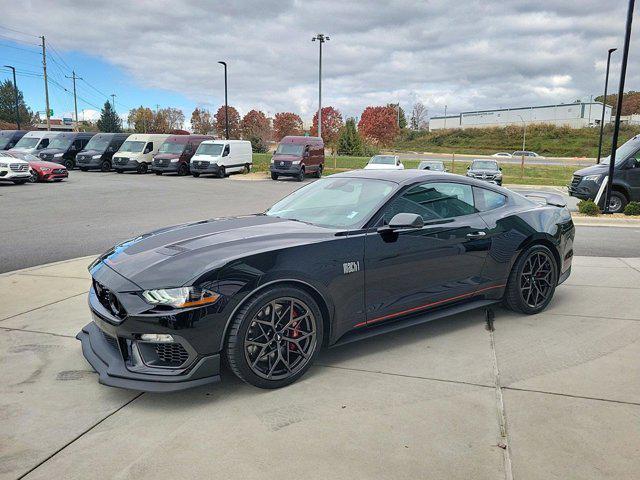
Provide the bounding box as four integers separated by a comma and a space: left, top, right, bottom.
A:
571, 215, 640, 227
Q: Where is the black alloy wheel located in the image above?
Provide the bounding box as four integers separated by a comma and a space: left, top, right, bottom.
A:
155, 171, 163, 176
178, 163, 189, 176
271, 172, 278, 180
100, 160, 111, 172
217, 165, 226, 178
137, 163, 148, 174
115, 169, 123, 174
80, 167, 88, 172
226, 287, 323, 388
64, 159, 74, 170
315, 164, 323, 178
28, 170, 39, 183
244, 163, 251, 174
504, 244, 558, 314
192, 172, 200, 178
296, 168, 305, 182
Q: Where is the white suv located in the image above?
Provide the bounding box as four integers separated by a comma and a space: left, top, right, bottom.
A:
0, 152, 31, 185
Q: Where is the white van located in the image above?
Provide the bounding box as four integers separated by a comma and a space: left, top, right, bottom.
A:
112, 134, 171, 174
190, 140, 252, 178
8, 131, 60, 156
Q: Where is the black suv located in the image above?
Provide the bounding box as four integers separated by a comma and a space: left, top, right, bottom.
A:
569, 135, 640, 213
466, 159, 503, 186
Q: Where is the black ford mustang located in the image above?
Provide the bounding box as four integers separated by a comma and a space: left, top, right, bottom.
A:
78, 170, 574, 391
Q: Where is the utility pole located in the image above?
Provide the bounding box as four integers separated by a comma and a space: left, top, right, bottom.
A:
597, 48, 617, 164
66, 70, 82, 131
588, 94, 593, 125
3, 65, 20, 129
41, 36, 51, 131
604, 0, 635, 213
444, 105, 448, 129
312, 33, 329, 138
218, 61, 229, 139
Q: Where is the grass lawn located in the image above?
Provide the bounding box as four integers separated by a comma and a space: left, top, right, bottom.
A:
253, 153, 574, 186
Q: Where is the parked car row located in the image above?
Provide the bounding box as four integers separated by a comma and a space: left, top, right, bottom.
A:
0, 151, 68, 185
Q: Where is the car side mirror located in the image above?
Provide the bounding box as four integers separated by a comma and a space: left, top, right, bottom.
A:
379, 213, 424, 234
499, 167, 502, 171
467, 166, 470, 170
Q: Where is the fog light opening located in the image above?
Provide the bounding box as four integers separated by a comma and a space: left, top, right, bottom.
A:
139, 333, 174, 343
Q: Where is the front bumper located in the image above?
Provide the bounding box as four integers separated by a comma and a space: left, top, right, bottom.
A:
568, 183, 598, 200
151, 161, 181, 173
270, 163, 302, 176
76, 156, 103, 169
113, 159, 142, 171
77, 322, 220, 392
41, 169, 69, 181
467, 175, 502, 185
190, 161, 221, 174
0, 170, 31, 180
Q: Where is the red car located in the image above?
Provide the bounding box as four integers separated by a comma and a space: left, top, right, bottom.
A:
28, 159, 69, 183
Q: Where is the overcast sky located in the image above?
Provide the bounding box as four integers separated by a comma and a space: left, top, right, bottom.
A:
1, 0, 638, 123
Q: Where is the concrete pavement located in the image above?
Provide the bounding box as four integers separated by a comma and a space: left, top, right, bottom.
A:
1, 255, 639, 479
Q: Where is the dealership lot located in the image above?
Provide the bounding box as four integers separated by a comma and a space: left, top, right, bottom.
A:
1, 171, 640, 479
1, 254, 639, 479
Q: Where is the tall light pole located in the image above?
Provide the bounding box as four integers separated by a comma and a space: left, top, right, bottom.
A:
3, 65, 20, 129
596, 48, 617, 164
517, 114, 527, 177
444, 104, 448, 129
218, 61, 229, 139
604, 0, 634, 214
65, 70, 82, 132
312, 33, 329, 138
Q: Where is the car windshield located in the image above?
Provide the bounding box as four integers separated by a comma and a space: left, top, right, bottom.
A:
84, 136, 111, 151
471, 160, 498, 170
276, 144, 303, 155
0, 137, 12, 149
418, 161, 444, 170
119, 141, 145, 153
369, 155, 396, 165
266, 177, 396, 229
601, 137, 640, 166
196, 143, 224, 156
48, 137, 73, 150
158, 142, 185, 154
14, 137, 41, 149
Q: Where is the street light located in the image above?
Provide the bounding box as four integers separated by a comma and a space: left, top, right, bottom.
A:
3, 65, 20, 129
312, 33, 329, 138
218, 61, 229, 140
604, 0, 634, 214
516, 115, 527, 177
596, 48, 617, 164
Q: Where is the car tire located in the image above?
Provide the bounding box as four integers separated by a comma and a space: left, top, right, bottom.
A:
296, 168, 305, 182
63, 159, 74, 170
155, 171, 163, 176
192, 173, 200, 178
80, 167, 88, 172
178, 163, 189, 176
226, 285, 324, 389
115, 169, 123, 174
100, 161, 111, 172
244, 163, 251, 174
608, 191, 627, 213
137, 163, 148, 174
504, 244, 558, 315
314, 164, 323, 178
271, 172, 278, 181
217, 166, 226, 178
28, 170, 39, 183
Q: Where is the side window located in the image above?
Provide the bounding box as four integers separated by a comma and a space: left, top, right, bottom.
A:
38, 138, 49, 149
474, 187, 507, 212
223, 145, 230, 156
379, 182, 476, 224
144, 142, 153, 154
72, 139, 82, 150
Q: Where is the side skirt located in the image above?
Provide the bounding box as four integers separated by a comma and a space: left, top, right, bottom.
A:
331, 299, 498, 348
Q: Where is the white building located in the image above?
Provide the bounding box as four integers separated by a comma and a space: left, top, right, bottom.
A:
429, 102, 612, 131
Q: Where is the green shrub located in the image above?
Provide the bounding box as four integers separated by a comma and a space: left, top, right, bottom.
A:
623, 201, 640, 216
577, 199, 600, 216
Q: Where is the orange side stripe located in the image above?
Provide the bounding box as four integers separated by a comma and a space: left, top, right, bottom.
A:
354, 284, 506, 328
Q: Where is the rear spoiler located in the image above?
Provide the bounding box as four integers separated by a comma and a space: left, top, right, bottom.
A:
521, 191, 567, 207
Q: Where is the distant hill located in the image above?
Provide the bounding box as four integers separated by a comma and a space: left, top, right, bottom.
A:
595, 91, 640, 115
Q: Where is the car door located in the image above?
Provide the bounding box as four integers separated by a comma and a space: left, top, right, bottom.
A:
363, 181, 491, 325
621, 155, 640, 201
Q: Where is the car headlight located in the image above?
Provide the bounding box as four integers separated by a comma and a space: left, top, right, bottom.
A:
292, 160, 300, 165
583, 174, 603, 183
54, 153, 63, 158
92, 155, 101, 159
270, 158, 275, 163
495, 172, 502, 178
141, 287, 220, 309
0, 162, 7, 168
41, 168, 51, 172
170, 158, 179, 163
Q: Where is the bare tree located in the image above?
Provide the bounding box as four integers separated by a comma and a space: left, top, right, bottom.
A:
410, 101, 428, 130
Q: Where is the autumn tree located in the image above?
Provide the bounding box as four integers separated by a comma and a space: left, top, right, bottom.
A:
386, 103, 407, 129
358, 106, 400, 146
163, 107, 185, 131
310, 106, 344, 147
595, 91, 640, 115
241, 109, 271, 152
273, 112, 303, 140
214, 105, 241, 139
127, 106, 154, 133
410, 101, 428, 130
190, 108, 214, 134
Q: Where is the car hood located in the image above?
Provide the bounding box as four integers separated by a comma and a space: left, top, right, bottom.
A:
573, 163, 610, 177
100, 215, 335, 289
29, 160, 65, 169
272, 154, 302, 161
78, 149, 103, 157
38, 148, 65, 156
469, 169, 500, 174
1, 156, 28, 164
154, 153, 181, 160
364, 164, 399, 170
7, 147, 36, 154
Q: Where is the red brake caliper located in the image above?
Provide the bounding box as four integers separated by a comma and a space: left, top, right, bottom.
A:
288, 308, 300, 351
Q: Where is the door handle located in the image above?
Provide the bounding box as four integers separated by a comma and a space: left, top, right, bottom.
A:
466, 231, 487, 238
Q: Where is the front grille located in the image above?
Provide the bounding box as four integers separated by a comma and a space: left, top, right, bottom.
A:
39, 153, 54, 161
53, 168, 66, 174
10, 163, 29, 172
154, 158, 169, 166
77, 155, 89, 163
193, 160, 209, 168
275, 160, 292, 168
154, 343, 190, 366
113, 157, 129, 165
571, 175, 582, 187
93, 279, 127, 319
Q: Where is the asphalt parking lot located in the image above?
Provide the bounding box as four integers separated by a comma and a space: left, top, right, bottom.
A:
0, 170, 638, 273
1, 254, 639, 479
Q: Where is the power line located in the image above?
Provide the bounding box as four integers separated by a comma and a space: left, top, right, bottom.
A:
0, 33, 40, 46
0, 24, 40, 39
0, 41, 41, 55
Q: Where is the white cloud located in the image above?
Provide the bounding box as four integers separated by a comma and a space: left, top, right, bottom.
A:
5, 0, 638, 121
